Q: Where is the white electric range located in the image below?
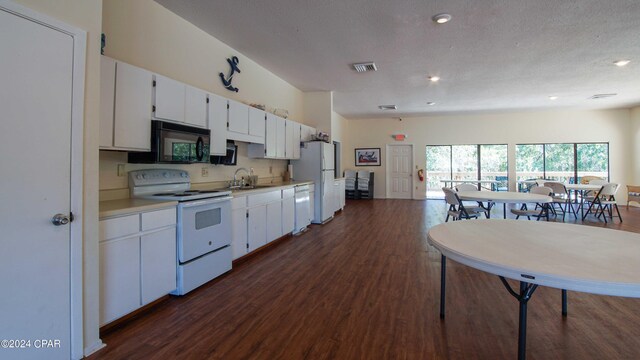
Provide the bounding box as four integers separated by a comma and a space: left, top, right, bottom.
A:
129, 169, 233, 295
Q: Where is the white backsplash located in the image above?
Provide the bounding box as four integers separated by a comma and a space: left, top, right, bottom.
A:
99, 142, 288, 192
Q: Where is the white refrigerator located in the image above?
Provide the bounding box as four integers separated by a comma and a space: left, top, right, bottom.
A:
291, 141, 335, 223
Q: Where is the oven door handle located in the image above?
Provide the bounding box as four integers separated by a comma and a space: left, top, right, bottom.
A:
179, 196, 233, 208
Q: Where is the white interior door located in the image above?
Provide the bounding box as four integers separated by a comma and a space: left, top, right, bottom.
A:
0, 8, 74, 359
387, 145, 413, 199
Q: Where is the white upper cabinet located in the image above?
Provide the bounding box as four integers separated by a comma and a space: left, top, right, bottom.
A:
113, 60, 153, 151
248, 115, 300, 159
227, 100, 265, 144
227, 99, 249, 136
208, 93, 228, 156
152, 75, 208, 128
248, 107, 266, 138
285, 120, 295, 159
184, 86, 208, 128
99, 56, 116, 148
153, 74, 185, 123
265, 113, 277, 158
100, 56, 153, 151
276, 117, 286, 158
292, 121, 301, 159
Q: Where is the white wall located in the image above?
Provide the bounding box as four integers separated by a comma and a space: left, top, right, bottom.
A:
303, 91, 333, 136
631, 106, 640, 184
102, 0, 304, 121
344, 109, 633, 200
13, 0, 102, 355
100, 144, 288, 191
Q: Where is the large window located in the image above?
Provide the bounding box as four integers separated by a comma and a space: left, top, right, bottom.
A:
426, 144, 508, 198
516, 142, 609, 190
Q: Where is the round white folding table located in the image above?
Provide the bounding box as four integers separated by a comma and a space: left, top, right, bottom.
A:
428, 220, 640, 360
456, 191, 552, 219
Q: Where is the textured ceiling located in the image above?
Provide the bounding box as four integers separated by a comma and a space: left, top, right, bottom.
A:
155, 0, 640, 118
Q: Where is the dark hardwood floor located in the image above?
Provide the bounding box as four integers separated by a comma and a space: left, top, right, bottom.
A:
90, 200, 640, 359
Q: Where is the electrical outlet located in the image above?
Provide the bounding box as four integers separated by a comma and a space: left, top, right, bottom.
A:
117, 164, 125, 177
201, 167, 209, 177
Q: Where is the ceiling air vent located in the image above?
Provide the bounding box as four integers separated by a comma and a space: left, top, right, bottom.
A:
353, 62, 377, 73
378, 105, 397, 110
589, 93, 617, 99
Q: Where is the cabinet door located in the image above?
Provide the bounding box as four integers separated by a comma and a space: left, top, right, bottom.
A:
309, 191, 315, 223
248, 107, 266, 140
99, 56, 116, 148
285, 120, 295, 159
266, 201, 282, 242
141, 228, 176, 305
292, 122, 301, 159
99, 236, 141, 325
185, 85, 207, 128
247, 205, 266, 252
114, 62, 152, 150
208, 93, 228, 155
276, 117, 286, 158
228, 99, 249, 135
231, 207, 248, 260
154, 74, 185, 123
264, 113, 277, 158
282, 196, 295, 234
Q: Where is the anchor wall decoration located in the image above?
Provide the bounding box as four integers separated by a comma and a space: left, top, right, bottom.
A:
219, 56, 240, 92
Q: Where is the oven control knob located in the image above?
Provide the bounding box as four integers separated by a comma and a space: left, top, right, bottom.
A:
142, 174, 147, 179
163, 172, 169, 178
181, 173, 187, 178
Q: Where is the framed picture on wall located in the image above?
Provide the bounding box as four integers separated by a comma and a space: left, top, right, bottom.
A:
355, 148, 381, 166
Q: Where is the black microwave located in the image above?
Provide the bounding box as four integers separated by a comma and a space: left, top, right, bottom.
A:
210, 141, 237, 166
128, 120, 210, 163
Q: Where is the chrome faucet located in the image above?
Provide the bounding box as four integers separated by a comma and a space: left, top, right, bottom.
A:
232, 167, 250, 187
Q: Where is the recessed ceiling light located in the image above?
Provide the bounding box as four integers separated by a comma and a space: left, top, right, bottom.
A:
427, 102, 436, 106
432, 13, 452, 24
614, 60, 631, 67
428, 76, 440, 82
378, 105, 397, 110
549, 96, 558, 100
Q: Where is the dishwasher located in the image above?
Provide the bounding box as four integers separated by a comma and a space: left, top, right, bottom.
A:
294, 184, 311, 234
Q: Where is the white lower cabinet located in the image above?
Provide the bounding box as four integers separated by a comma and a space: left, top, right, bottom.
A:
266, 200, 282, 243
230, 187, 300, 259
141, 228, 177, 305
99, 235, 140, 326
247, 205, 267, 252
99, 207, 176, 326
282, 188, 295, 234
231, 196, 248, 260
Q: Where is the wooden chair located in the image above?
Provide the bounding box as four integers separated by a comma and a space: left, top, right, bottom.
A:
627, 185, 640, 209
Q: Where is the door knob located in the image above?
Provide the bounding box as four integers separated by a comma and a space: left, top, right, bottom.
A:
51, 213, 70, 226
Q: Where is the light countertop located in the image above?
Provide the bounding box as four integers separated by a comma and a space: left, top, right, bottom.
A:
99, 198, 178, 219
99, 181, 314, 217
